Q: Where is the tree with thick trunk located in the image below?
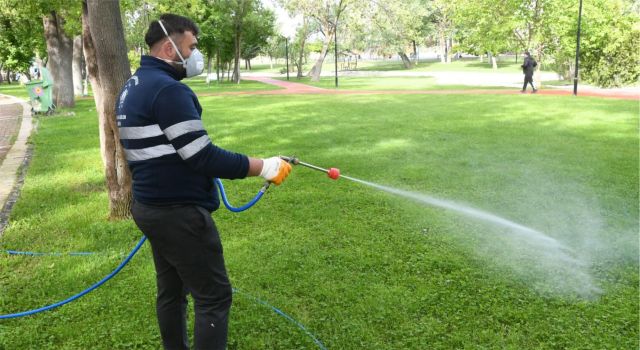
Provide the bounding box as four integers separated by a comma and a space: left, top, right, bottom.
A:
82, 0, 132, 219
452, 0, 520, 70
277, 0, 353, 81
367, 0, 429, 70
43, 11, 74, 108
432, 0, 454, 64
295, 16, 311, 78
228, 0, 256, 84
307, 27, 333, 81
232, 21, 243, 83
398, 52, 413, 69
307, 0, 349, 81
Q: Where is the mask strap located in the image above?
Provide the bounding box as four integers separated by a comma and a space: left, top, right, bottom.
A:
158, 20, 186, 64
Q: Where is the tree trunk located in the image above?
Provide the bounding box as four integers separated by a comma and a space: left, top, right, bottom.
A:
439, 33, 446, 63
398, 52, 413, 69
444, 38, 449, 63
206, 53, 212, 85
72, 35, 84, 96
491, 55, 498, 70
43, 11, 75, 108
535, 48, 543, 88
308, 29, 334, 82
232, 24, 241, 84
296, 17, 309, 78
296, 44, 306, 78
216, 47, 220, 82
83, 0, 132, 219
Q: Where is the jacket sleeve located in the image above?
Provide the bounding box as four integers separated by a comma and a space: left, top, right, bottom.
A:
152, 83, 249, 179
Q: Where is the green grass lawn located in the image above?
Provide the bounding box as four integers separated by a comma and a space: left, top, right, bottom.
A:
278, 76, 511, 91
187, 77, 280, 94
0, 82, 30, 100
0, 91, 638, 349
250, 56, 552, 76
0, 77, 278, 102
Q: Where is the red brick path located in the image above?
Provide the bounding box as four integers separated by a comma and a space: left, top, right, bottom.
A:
0, 96, 22, 164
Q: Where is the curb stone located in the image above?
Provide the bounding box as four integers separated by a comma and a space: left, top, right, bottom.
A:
0, 94, 33, 237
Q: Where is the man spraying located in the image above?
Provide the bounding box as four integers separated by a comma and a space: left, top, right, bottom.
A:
116, 13, 291, 350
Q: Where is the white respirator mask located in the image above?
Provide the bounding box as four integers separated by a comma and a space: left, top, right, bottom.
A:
158, 20, 204, 79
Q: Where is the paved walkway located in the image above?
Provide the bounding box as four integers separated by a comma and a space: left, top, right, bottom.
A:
0, 96, 23, 162
233, 75, 640, 100
0, 94, 32, 233
245, 76, 328, 93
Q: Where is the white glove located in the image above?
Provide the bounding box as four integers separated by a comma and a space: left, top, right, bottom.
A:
259, 157, 292, 185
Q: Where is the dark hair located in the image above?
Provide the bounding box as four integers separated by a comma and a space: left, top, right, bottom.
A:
524, 51, 530, 56
144, 14, 199, 48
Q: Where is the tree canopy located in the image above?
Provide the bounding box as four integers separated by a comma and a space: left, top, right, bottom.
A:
0, 0, 638, 87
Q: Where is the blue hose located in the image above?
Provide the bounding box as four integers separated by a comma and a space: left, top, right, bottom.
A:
0, 179, 264, 319
4, 250, 95, 256
0, 236, 147, 319
233, 288, 328, 350
1, 180, 327, 348
215, 178, 268, 212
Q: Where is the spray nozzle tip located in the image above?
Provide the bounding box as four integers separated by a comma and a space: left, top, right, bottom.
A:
328, 168, 340, 180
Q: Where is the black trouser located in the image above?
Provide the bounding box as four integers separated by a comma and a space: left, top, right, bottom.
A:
523, 74, 535, 91
131, 201, 232, 350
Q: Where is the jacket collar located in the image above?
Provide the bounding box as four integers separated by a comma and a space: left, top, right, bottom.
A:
140, 55, 184, 81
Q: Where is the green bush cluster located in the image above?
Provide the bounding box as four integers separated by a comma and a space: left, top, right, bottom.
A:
580, 13, 640, 87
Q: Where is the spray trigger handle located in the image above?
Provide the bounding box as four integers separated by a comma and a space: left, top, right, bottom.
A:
280, 155, 299, 165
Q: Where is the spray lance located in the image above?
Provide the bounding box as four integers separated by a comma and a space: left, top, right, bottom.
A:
279, 156, 341, 180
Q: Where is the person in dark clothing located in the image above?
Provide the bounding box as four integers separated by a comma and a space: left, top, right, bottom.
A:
116, 14, 292, 350
521, 51, 538, 93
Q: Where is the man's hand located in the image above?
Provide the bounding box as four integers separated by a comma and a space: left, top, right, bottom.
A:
259, 157, 292, 185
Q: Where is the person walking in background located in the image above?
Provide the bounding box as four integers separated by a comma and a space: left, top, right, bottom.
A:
116, 13, 292, 350
521, 51, 538, 93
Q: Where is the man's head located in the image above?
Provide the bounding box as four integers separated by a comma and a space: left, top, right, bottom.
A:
524, 51, 531, 57
145, 14, 200, 72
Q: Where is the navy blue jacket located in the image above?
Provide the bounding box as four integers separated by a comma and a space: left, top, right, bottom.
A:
522, 56, 537, 77
116, 56, 249, 211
